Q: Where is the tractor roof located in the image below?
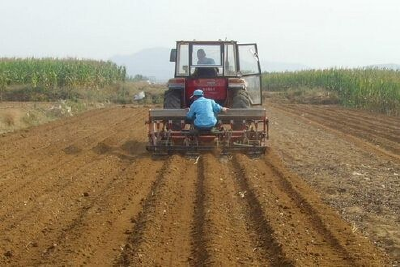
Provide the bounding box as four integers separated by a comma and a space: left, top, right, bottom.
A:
176, 40, 238, 45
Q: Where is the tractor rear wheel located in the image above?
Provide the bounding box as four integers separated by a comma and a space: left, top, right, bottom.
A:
163, 89, 182, 130
231, 89, 251, 130
232, 89, 251, 108
164, 89, 181, 108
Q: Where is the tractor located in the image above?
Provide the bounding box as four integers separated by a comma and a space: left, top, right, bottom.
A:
146, 40, 268, 155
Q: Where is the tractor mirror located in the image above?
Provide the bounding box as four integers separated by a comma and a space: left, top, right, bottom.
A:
170, 49, 177, 62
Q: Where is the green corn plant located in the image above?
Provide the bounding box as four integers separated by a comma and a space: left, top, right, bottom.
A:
0, 57, 127, 89
262, 68, 400, 116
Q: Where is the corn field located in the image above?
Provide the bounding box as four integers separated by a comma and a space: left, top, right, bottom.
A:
0, 58, 126, 91
262, 68, 400, 116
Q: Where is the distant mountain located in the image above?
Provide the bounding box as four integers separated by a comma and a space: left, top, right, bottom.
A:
110, 47, 311, 81
110, 47, 174, 82
365, 63, 400, 70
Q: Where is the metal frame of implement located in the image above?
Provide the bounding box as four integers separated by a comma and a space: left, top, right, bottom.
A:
146, 108, 269, 155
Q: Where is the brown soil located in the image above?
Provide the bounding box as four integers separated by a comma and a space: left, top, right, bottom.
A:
267, 103, 400, 265
0, 104, 397, 266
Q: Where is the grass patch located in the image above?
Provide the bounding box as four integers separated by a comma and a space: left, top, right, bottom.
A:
1, 81, 165, 105
3, 112, 15, 126
21, 110, 40, 126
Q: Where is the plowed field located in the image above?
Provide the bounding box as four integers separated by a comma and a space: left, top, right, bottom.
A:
0, 104, 398, 266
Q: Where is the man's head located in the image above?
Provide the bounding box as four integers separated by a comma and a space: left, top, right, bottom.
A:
197, 49, 206, 60
190, 89, 204, 99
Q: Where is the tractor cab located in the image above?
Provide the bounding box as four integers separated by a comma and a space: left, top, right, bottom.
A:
168, 41, 262, 108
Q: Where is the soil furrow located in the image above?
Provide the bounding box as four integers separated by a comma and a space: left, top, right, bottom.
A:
0, 107, 137, 173
270, 105, 400, 161
234, 152, 388, 266
0, 154, 127, 265
117, 154, 196, 266
229, 154, 295, 266
201, 153, 291, 266
189, 155, 210, 266
316, 105, 400, 126
281, 105, 400, 144
34, 157, 165, 266
0, 107, 113, 158
304, 113, 400, 155
0, 109, 146, 223
295, 107, 400, 143
0, 109, 149, 266
0, 108, 144, 197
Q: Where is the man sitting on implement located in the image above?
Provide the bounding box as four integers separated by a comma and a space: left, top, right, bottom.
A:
186, 89, 228, 131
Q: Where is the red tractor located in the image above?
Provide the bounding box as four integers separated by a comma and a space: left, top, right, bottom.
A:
146, 40, 268, 155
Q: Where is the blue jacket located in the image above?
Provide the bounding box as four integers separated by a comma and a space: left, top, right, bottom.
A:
186, 97, 222, 128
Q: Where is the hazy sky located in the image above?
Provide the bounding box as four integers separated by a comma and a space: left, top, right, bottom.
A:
1, 0, 399, 68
